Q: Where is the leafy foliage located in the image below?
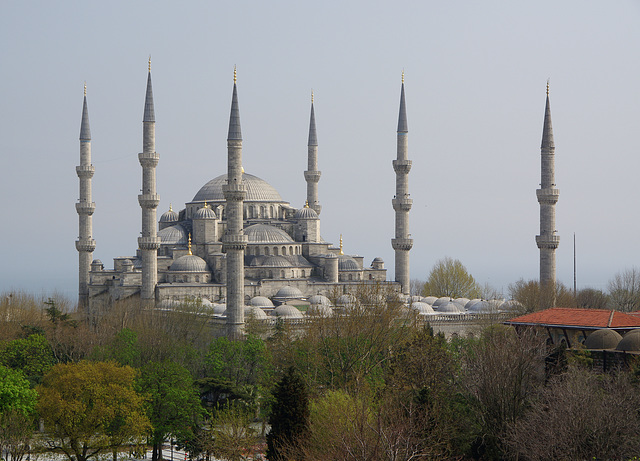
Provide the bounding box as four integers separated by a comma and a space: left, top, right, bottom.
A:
0, 365, 37, 415
0, 334, 55, 385
422, 257, 481, 298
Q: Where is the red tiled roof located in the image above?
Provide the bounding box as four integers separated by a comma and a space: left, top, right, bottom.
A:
507, 307, 640, 329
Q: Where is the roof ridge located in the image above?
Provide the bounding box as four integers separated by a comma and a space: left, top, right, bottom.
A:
607, 310, 615, 328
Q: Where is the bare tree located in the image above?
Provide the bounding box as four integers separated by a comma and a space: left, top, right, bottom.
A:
575, 288, 610, 310
608, 267, 640, 312
505, 367, 640, 460
508, 279, 575, 314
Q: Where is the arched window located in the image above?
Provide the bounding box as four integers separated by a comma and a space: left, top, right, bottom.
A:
195, 276, 200, 283
348, 274, 353, 281
302, 270, 305, 277
369, 274, 373, 280
282, 246, 286, 255
281, 270, 285, 278
255, 247, 260, 256
265, 247, 270, 256
260, 206, 265, 218
273, 247, 278, 255
269, 270, 273, 278
289, 246, 293, 255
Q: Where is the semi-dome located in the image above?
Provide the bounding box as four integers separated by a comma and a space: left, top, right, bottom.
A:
159, 225, 188, 245
262, 256, 292, 267
245, 224, 294, 243
616, 329, 640, 352
584, 329, 623, 350
169, 254, 209, 272
160, 206, 179, 223
338, 255, 359, 271
273, 304, 304, 319
194, 205, 216, 220
250, 296, 274, 308
193, 173, 284, 203
294, 206, 318, 219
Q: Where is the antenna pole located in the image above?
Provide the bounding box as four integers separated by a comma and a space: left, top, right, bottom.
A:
573, 232, 577, 297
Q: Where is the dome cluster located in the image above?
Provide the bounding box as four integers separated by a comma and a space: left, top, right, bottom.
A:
583, 328, 640, 352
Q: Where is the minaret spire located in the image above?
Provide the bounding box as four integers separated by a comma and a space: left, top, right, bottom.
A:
536, 81, 560, 295
223, 67, 248, 340
391, 72, 413, 294
304, 89, 322, 215
138, 60, 161, 303
76, 84, 96, 313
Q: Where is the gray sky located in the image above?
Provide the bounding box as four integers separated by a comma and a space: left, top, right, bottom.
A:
2, 0, 639, 300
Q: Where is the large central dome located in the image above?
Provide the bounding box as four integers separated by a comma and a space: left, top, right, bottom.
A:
192, 173, 284, 202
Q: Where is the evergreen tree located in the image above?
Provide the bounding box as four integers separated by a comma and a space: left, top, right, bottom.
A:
266, 366, 309, 461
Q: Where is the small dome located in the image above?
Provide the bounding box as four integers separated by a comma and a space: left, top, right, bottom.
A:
245, 224, 294, 243
274, 285, 303, 300
336, 293, 356, 307
433, 297, 453, 307
454, 298, 470, 308
465, 298, 483, 310
194, 205, 216, 220
438, 301, 464, 313
410, 301, 435, 315
245, 305, 268, 320
273, 304, 304, 319
616, 329, 640, 352
422, 296, 438, 305
584, 329, 623, 350
467, 300, 489, 313
92, 259, 103, 265
307, 304, 333, 317
410, 295, 423, 303
250, 296, 274, 308
199, 298, 213, 307
294, 206, 318, 219
262, 256, 292, 267
212, 303, 226, 315
308, 295, 332, 306
169, 254, 209, 272
160, 206, 179, 223
338, 255, 360, 271
159, 224, 188, 245
373, 257, 384, 263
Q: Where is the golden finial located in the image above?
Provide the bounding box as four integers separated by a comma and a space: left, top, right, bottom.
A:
169, 203, 173, 212
84, 82, 86, 97
311, 89, 314, 104
304, 200, 309, 208
402, 69, 404, 84
204, 200, 209, 209
546, 78, 550, 96
241, 166, 245, 174
188, 233, 192, 255
234, 65, 237, 84
148, 55, 151, 72
339, 234, 344, 255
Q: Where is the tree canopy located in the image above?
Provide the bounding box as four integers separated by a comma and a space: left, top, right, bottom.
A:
422, 257, 481, 298
0, 365, 36, 415
37, 361, 150, 461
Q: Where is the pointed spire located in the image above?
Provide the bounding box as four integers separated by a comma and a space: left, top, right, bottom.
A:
541, 80, 554, 150
397, 72, 408, 133
227, 66, 242, 140
308, 90, 318, 146
80, 84, 91, 141
143, 58, 155, 122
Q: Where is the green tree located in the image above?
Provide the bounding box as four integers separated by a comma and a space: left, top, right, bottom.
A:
421, 257, 481, 298
91, 328, 141, 368
205, 335, 271, 389
266, 367, 309, 461
0, 365, 37, 416
137, 361, 202, 461
37, 361, 150, 461
0, 334, 55, 385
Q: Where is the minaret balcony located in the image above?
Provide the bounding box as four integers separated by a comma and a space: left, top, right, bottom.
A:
76, 165, 95, 178
222, 183, 247, 201
304, 170, 321, 183
392, 197, 413, 212
536, 234, 560, 249
76, 238, 96, 252
392, 238, 414, 251
75, 201, 96, 215
138, 152, 159, 168
138, 194, 160, 208
138, 236, 161, 251
222, 233, 248, 250
393, 159, 412, 174
536, 188, 559, 204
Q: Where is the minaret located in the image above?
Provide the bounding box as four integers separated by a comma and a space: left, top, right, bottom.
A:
76, 83, 96, 311
223, 67, 248, 339
138, 58, 161, 303
391, 71, 413, 295
536, 81, 560, 287
304, 90, 321, 215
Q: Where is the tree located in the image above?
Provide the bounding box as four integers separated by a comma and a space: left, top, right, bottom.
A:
508, 279, 575, 314
0, 364, 38, 461
575, 288, 610, 310
505, 367, 640, 460
209, 404, 260, 461
37, 361, 150, 461
0, 334, 55, 385
266, 367, 309, 461
137, 361, 202, 461
421, 257, 481, 298
608, 267, 640, 312
0, 365, 37, 416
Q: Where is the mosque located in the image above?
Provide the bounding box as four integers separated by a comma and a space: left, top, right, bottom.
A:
76, 62, 413, 334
